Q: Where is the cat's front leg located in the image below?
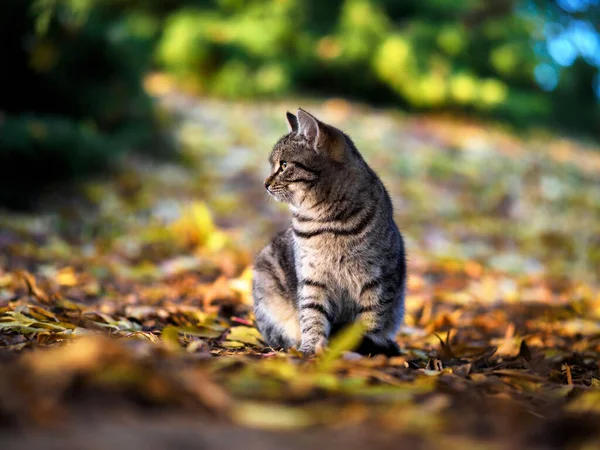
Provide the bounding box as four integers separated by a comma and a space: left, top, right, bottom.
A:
297, 278, 332, 356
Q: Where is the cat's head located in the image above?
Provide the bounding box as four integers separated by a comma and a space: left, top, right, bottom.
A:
264, 109, 361, 208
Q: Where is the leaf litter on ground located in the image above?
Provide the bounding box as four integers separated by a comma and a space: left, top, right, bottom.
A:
0, 93, 600, 449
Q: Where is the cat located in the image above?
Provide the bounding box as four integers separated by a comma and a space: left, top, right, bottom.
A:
252, 108, 406, 356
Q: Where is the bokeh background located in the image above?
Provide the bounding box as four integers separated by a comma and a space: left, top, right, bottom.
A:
1, 0, 600, 205
2, 1, 600, 448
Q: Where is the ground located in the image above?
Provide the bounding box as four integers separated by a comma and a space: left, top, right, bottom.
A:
1, 85, 600, 449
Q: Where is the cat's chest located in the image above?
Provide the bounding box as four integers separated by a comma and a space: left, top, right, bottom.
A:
296, 238, 360, 267
296, 240, 379, 291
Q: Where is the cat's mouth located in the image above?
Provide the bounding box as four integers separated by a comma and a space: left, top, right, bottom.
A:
268, 185, 297, 205
266, 186, 288, 203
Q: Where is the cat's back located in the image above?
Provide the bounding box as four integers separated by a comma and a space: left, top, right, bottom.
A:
253, 228, 298, 296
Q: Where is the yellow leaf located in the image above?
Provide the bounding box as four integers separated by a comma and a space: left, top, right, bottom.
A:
221, 341, 245, 348
232, 402, 313, 430
0, 273, 13, 288
56, 267, 78, 286
226, 326, 263, 347
26, 336, 106, 375
258, 359, 298, 381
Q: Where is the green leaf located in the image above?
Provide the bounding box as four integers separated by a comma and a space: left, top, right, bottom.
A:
318, 321, 365, 371
566, 391, 600, 413
161, 325, 181, 350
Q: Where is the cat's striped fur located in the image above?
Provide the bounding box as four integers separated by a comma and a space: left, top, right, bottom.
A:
252, 109, 406, 356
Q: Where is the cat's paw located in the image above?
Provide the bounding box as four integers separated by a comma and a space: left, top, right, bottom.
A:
298, 343, 314, 356
299, 336, 327, 357
314, 337, 327, 356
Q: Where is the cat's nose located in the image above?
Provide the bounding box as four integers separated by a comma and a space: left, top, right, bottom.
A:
264, 178, 271, 190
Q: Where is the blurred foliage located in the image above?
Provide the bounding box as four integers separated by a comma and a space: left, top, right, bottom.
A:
3, 0, 599, 208
150, 0, 599, 133
23, 0, 600, 139
0, 0, 167, 209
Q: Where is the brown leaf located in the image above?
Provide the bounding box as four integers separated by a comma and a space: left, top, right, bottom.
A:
17, 271, 50, 304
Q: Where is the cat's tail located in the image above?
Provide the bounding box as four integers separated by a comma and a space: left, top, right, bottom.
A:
354, 336, 401, 357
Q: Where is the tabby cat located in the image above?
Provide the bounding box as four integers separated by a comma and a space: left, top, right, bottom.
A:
252, 109, 406, 356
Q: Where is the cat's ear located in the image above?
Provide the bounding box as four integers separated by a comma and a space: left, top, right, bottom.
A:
296, 108, 319, 143
285, 112, 298, 133
297, 108, 345, 162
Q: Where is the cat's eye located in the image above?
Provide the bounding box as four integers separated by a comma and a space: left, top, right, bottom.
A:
280, 161, 288, 170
